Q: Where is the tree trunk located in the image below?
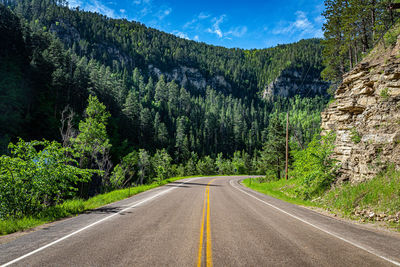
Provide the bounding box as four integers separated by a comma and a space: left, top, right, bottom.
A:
371, 0, 376, 41
349, 45, 354, 70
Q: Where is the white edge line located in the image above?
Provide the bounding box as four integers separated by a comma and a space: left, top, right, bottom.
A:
230, 179, 400, 266
1, 177, 200, 267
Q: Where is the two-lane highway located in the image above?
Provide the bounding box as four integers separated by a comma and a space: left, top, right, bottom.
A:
1, 176, 400, 266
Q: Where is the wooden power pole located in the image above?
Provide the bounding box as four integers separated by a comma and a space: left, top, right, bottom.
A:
285, 111, 289, 180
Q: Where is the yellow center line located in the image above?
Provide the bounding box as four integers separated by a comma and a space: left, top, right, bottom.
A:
197, 187, 207, 267
206, 184, 212, 267
197, 178, 217, 267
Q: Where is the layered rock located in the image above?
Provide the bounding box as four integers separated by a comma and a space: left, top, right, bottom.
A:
148, 65, 231, 93
263, 69, 329, 98
321, 39, 400, 183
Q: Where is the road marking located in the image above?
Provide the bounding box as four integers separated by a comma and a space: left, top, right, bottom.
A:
1, 178, 200, 267
197, 178, 217, 267
230, 179, 400, 266
206, 185, 212, 267
197, 187, 207, 267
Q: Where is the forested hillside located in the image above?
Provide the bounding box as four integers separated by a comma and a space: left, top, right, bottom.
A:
4, 0, 326, 99
0, 0, 330, 221
0, 0, 328, 157
322, 0, 400, 85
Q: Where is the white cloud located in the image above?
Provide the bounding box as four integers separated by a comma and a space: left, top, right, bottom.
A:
184, 12, 211, 29
194, 35, 200, 41
226, 26, 247, 37
314, 29, 324, 38
84, 0, 117, 18
198, 12, 211, 20
314, 15, 325, 25
172, 30, 190, 40
272, 10, 321, 37
156, 7, 172, 20
207, 15, 225, 38
205, 15, 247, 39
133, 0, 150, 4
120, 9, 126, 13
68, 0, 82, 8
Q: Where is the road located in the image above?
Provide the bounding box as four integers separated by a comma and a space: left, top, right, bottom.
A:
1, 176, 400, 266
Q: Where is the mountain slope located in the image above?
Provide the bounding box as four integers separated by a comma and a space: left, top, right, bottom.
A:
0, 1, 329, 163
6, 0, 328, 98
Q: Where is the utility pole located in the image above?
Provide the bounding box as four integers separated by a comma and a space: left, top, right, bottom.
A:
285, 111, 289, 180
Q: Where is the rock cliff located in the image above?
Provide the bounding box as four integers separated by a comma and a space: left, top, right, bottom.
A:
263, 68, 329, 98
321, 37, 400, 183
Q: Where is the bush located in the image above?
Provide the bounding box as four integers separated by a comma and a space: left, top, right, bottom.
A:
350, 128, 362, 144
196, 156, 216, 175
0, 139, 95, 219
290, 132, 338, 199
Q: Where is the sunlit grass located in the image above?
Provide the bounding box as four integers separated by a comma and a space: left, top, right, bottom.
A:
242, 177, 317, 207
243, 168, 400, 231
322, 167, 400, 216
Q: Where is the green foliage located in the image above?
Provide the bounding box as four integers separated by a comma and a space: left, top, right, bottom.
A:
380, 88, 390, 100
151, 149, 172, 182
322, 0, 400, 83
196, 156, 216, 175
290, 132, 338, 199
110, 151, 138, 189
0, 139, 95, 219
384, 23, 400, 46
260, 112, 286, 180
0, 175, 190, 235
322, 166, 400, 218
242, 178, 317, 207
215, 153, 235, 174
0, 0, 332, 224
72, 95, 111, 166
350, 127, 362, 144
0, 1, 329, 163
137, 149, 151, 184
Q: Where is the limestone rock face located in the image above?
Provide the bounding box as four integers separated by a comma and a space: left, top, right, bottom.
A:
321, 39, 400, 183
148, 65, 231, 93
263, 69, 329, 98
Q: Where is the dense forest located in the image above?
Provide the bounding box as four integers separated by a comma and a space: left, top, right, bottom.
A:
0, 0, 330, 218
322, 0, 400, 86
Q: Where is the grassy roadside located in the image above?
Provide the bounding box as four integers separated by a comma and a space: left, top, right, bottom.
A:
242, 168, 400, 231
242, 178, 318, 207
0, 175, 197, 236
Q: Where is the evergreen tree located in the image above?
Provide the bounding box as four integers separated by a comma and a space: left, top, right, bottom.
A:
261, 113, 286, 179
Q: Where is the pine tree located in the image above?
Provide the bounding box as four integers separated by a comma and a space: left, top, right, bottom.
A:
261, 113, 286, 179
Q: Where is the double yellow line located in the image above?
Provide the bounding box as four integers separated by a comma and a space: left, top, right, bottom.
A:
197, 178, 217, 267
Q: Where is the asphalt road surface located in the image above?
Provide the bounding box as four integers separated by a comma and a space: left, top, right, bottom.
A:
1, 176, 400, 266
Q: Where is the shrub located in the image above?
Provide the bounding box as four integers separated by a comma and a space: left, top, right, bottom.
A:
350, 127, 362, 144
380, 88, 390, 101
0, 139, 96, 219
291, 132, 338, 199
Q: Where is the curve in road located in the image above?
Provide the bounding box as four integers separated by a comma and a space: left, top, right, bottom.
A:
1, 176, 400, 266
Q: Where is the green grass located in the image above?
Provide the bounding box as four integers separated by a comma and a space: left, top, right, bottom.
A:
243, 168, 400, 231
0, 176, 198, 236
242, 178, 318, 207
322, 167, 400, 221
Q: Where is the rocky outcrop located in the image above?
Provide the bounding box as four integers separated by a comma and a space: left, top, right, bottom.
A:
263, 69, 329, 98
321, 38, 400, 183
148, 65, 231, 93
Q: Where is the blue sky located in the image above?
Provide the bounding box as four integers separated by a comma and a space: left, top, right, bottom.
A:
68, 0, 326, 49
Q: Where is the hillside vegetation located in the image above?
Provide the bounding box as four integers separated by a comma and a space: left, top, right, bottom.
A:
246, 1, 400, 231
0, 0, 330, 231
